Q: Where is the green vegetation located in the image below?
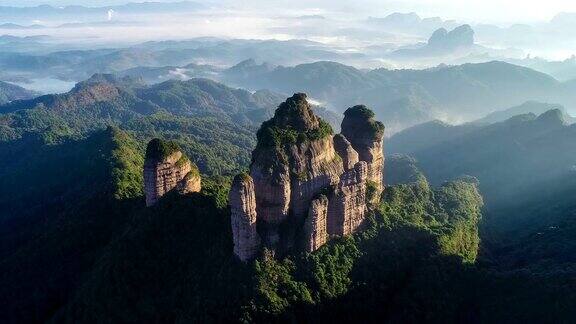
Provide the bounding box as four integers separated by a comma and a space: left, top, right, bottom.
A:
0, 81, 37, 105
145, 138, 181, 160
343, 104, 375, 119
37, 169, 482, 323
106, 127, 145, 200
256, 118, 333, 150
365, 180, 378, 203
308, 119, 333, 141
0, 79, 260, 175
342, 105, 385, 140
2, 127, 575, 322
0, 128, 145, 323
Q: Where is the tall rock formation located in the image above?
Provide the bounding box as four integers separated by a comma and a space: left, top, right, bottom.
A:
144, 138, 201, 207
428, 25, 475, 50
341, 105, 385, 201
304, 195, 329, 253
229, 174, 261, 261
230, 94, 385, 261
250, 93, 343, 248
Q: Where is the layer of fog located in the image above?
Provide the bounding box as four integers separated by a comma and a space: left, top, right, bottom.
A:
1, 3, 575, 63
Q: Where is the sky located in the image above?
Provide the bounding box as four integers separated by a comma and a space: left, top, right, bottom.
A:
2, 0, 576, 24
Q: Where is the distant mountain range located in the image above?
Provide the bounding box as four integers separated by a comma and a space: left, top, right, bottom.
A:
218, 60, 576, 132
0, 2, 205, 19
390, 25, 477, 58
3, 47, 574, 133
367, 12, 458, 37
0, 81, 38, 104
388, 107, 576, 237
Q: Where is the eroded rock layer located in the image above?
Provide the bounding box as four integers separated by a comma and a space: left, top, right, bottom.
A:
333, 134, 359, 171
144, 139, 201, 207
230, 94, 385, 260
230, 174, 261, 262
341, 105, 385, 198
304, 195, 329, 253
328, 161, 368, 236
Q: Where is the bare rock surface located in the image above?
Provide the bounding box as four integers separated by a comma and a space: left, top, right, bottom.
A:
341, 105, 385, 198
304, 195, 329, 253
144, 139, 201, 207
230, 174, 261, 261
230, 94, 385, 260
328, 161, 368, 236
333, 134, 359, 170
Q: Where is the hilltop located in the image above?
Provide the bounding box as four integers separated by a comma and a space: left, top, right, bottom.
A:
0, 81, 37, 104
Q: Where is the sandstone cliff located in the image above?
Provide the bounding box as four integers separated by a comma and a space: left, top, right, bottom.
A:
229, 174, 261, 261
144, 138, 201, 207
327, 161, 368, 236
250, 93, 341, 248
230, 94, 385, 261
304, 195, 329, 253
333, 134, 359, 171
341, 105, 385, 201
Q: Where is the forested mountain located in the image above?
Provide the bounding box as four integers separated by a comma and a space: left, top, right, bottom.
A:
0, 39, 357, 82
0, 124, 491, 322
220, 60, 575, 132
0, 74, 285, 175
2, 127, 573, 322
2, 0, 576, 322
388, 109, 576, 283
3, 46, 574, 133
0, 127, 144, 323
472, 101, 573, 125
0, 81, 37, 104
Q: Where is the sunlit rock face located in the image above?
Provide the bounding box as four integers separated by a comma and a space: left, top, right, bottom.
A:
333, 134, 359, 171
341, 105, 385, 201
229, 174, 261, 262
327, 161, 368, 236
250, 93, 342, 247
230, 94, 385, 261
304, 195, 329, 253
143, 138, 201, 207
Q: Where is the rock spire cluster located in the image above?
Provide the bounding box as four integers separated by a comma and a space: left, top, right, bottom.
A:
230, 93, 385, 261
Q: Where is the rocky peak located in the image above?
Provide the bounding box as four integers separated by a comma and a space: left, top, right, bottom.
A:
253, 92, 333, 177
341, 105, 385, 199
270, 93, 320, 132
341, 105, 385, 143
428, 28, 449, 45
144, 138, 201, 207
230, 94, 386, 261
428, 24, 474, 49
536, 108, 567, 126
229, 174, 261, 261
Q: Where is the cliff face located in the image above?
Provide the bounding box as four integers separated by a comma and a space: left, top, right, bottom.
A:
304, 195, 329, 253
229, 174, 261, 261
144, 139, 201, 207
327, 161, 368, 236
333, 134, 359, 170
250, 94, 342, 247
230, 94, 385, 261
341, 105, 385, 199
287, 136, 344, 222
